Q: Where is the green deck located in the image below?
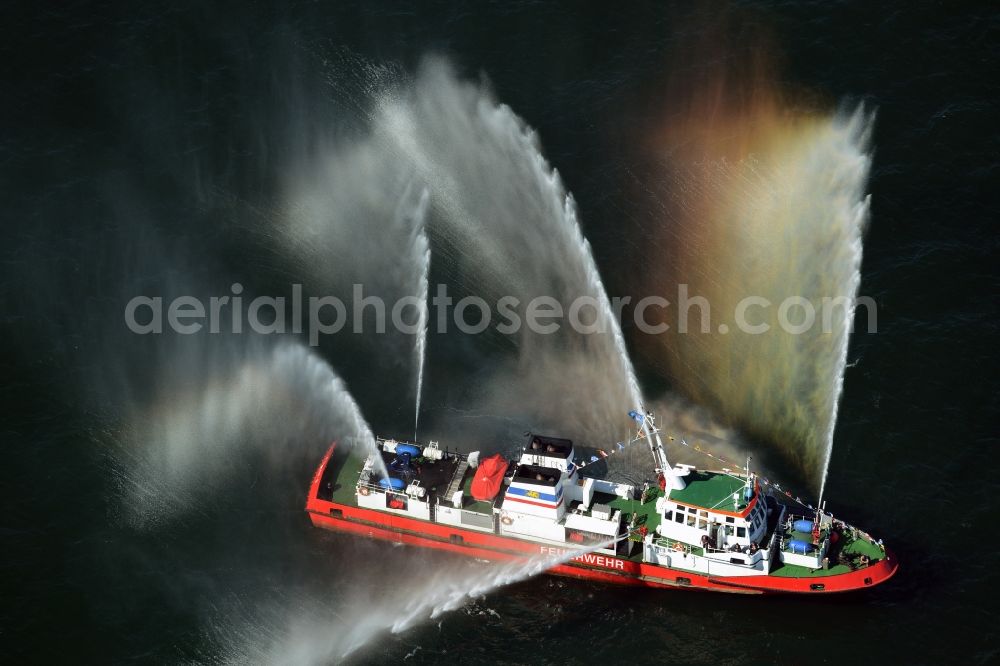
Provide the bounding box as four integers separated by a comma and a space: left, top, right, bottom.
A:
772, 526, 887, 578
667, 471, 748, 511
327, 448, 364, 506
842, 535, 885, 560
770, 561, 852, 577
461, 469, 495, 514
600, 488, 670, 561
603, 489, 662, 536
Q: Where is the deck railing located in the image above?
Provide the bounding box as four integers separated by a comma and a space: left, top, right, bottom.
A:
780, 513, 831, 555
652, 538, 765, 572
654, 536, 705, 557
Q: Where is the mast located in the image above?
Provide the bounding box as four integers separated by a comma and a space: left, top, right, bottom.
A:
634, 410, 685, 490
744, 454, 753, 501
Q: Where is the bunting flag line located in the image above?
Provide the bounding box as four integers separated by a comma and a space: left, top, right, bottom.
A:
573, 423, 818, 512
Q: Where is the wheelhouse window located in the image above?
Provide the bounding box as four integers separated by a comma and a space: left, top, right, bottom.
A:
674, 513, 684, 524
726, 516, 735, 524
664, 511, 673, 521
686, 514, 696, 527
737, 527, 746, 538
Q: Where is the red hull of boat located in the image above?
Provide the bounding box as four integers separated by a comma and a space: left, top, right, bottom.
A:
306, 445, 898, 595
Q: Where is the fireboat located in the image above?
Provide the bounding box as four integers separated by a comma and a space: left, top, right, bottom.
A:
305, 412, 897, 593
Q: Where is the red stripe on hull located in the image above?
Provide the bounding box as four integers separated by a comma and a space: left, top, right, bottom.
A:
502, 494, 564, 509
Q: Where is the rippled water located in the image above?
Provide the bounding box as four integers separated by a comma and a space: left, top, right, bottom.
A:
2, 2, 997, 664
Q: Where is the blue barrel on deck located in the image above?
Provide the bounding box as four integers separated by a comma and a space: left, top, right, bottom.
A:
793, 519, 814, 533
396, 444, 421, 457
788, 539, 814, 554
379, 477, 406, 491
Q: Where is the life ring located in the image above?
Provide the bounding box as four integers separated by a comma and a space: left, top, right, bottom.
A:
500, 513, 513, 526
359, 486, 370, 496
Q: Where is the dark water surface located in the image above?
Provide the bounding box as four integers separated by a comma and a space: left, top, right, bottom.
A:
2, 2, 997, 664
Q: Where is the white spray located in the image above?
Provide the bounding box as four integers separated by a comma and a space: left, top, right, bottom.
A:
370, 58, 645, 442
111, 342, 385, 525
408, 189, 431, 439
220, 539, 617, 664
